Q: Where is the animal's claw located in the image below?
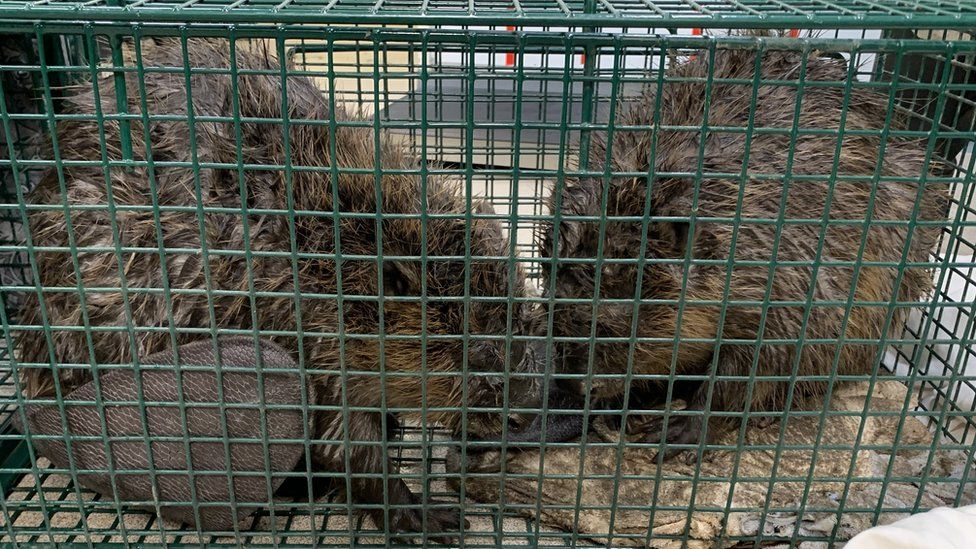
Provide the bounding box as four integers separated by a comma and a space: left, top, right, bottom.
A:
374, 498, 468, 545
633, 414, 705, 463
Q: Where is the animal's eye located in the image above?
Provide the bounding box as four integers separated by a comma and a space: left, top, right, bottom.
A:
382, 262, 412, 296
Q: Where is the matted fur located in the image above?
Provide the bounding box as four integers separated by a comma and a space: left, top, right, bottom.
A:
542, 37, 949, 455
17, 37, 539, 535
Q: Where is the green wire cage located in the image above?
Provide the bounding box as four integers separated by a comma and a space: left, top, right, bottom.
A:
0, 1, 975, 547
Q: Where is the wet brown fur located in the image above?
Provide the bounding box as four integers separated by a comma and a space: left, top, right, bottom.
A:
17, 37, 538, 535
543, 39, 949, 456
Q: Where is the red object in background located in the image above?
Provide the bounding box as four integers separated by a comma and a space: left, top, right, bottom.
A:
691, 28, 702, 60
506, 25, 515, 66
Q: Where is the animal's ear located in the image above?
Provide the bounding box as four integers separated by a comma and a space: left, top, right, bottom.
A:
382, 261, 419, 296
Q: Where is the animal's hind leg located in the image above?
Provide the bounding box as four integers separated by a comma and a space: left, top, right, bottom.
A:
311, 409, 467, 542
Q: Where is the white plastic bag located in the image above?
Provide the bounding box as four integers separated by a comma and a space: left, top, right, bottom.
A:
846, 505, 976, 549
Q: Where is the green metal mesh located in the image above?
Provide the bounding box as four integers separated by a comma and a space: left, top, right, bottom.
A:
0, 0, 973, 27
0, 13, 973, 549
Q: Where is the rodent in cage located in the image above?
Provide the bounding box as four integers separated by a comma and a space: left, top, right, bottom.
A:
14, 37, 549, 537
536, 38, 950, 459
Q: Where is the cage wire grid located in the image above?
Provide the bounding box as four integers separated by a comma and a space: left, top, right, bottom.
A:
0, 0, 973, 27
0, 14, 972, 549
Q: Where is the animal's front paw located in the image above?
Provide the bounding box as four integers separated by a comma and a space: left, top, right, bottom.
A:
373, 499, 469, 544
632, 413, 705, 464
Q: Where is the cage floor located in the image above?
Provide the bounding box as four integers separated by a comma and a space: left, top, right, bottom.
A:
4, 385, 974, 549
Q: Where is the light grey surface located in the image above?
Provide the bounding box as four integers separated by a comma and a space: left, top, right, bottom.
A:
382, 80, 645, 154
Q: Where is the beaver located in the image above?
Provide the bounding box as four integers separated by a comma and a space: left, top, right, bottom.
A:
538, 40, 949, 459
15, 37, 545, 537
